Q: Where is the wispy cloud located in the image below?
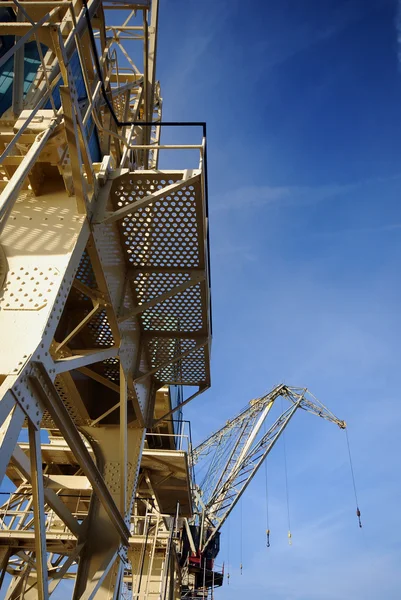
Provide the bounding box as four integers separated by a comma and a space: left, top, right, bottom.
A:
252, 0, 392, 78
211, 182, 352, 213
213, 242, 257, 263
211, 174, 401, 213
312, 222, 401, 238
161, 0, 239, 115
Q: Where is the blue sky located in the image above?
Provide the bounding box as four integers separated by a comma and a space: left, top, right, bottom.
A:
2, 2, 401, 598
157, 0, 401, 598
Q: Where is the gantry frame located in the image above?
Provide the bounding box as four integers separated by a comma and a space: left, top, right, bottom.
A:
0, 0, 211, 597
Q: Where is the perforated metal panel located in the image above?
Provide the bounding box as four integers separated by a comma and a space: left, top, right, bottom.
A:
147, 338, 206, 385
98, 356, 120, 383
0, 265, 58, 311
53, 248, 117, 398
75, 249, 97, 291
110, 170, 211, 388
113, 173, 202, 269
39, 375, 87, 429
136, 273, 203, 332
87, 309, 115, 348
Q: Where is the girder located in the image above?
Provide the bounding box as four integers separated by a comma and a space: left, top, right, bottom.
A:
0, 0, 211, 598
192, 385, 345, 551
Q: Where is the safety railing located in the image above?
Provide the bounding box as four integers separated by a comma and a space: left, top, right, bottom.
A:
0, 490, 89, 535
145, 419, 193, 453
0, 1, 209, 228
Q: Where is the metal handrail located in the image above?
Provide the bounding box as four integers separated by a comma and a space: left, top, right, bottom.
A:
145, 430, 190, 453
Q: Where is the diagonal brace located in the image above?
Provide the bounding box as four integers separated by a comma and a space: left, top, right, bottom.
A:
101, 172, 200, 224
30, 363, 130, 545
11, 445, 82, 538
118, 272, 205, 323
134, 338, 207, 383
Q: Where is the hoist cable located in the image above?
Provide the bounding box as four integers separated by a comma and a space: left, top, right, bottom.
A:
227, 517, 231, 585
263, 422, 270, 548
281, 398, 292, 545
345, 428, 362, 528
240, 498, 243, 574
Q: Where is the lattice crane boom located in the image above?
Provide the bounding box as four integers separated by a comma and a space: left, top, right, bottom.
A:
192, 384, 345, 551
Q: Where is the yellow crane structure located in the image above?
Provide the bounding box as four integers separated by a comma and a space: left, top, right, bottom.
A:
0, 2, 349, 599
0, 0, 211, 597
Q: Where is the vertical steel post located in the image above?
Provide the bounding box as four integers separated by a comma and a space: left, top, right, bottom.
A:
120, 363, 128, 517
0, 405, 25, 485
28, 421, 49, 600
12, 7, 25, 116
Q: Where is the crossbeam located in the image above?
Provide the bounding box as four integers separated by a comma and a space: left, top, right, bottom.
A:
30, 364, 130, 545
101, 172, 200, 223
118, 272, 205, 323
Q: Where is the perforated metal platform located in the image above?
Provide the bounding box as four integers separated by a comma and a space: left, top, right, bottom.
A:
110, 169, 211, 389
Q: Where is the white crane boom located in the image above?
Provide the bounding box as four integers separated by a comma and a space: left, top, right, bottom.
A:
191, 384, 345, 551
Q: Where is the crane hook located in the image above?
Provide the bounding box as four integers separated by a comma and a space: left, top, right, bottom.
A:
266, 529, 270, 548
356, 507, 362, 528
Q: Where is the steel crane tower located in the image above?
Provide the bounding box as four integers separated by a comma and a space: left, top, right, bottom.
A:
0, 1, 211, 598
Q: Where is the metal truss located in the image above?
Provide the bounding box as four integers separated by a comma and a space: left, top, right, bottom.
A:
192, 385, 345, 551
0, 0, 211, 597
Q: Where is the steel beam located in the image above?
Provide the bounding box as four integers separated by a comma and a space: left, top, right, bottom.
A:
28, 421, 49, 599
80, 550, 119, 600
11, 445, 82, 537
30, 364, 130, 545
53, 346, 119, 374
12, 7, 25, 116
0, 403, 25, 485
134, 339, 207, 383
101, 173, 199, 224
118, 272, 205, 323
0, 122, 60, 234
120, 364, 128, 517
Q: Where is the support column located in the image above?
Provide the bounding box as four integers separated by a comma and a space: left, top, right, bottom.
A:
28, 421, 49, 600
0, 401, 25, 484
73, 426, 145, 599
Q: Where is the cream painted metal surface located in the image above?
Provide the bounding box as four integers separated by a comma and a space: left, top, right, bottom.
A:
0, 0, 211, 598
